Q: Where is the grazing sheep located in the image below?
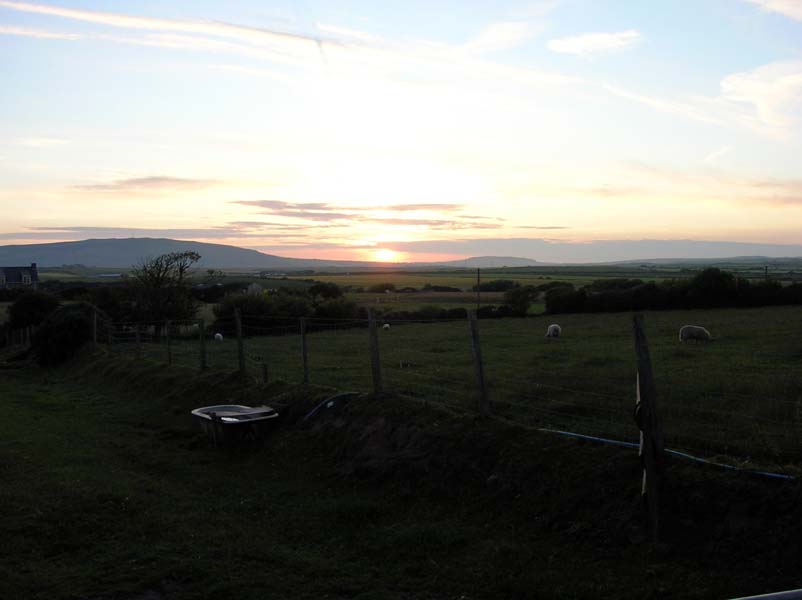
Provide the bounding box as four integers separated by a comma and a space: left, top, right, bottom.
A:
214, 333, 224, 342
545, 324, 561, 338
679, 325, 712, 343
382, 323, 390, 331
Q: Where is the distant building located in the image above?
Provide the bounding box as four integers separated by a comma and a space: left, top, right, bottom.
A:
0, 263, 39, 290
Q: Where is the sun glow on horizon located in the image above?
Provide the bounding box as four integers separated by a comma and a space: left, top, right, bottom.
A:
373, 248, 402, 262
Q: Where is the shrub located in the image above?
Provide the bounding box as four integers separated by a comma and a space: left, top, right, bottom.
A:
473, 279, 519, 292
314, 297, 358, 321
213, 292, 312, 334
309, 282, 343, 300
366, 282, 396, 293
421, 284, 462, 292
8, 291, 60, 329
503, 286, 536, 317
32, 302, 106, 366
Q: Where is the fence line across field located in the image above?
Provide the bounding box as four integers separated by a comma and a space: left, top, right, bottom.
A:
100, 310, 801, 474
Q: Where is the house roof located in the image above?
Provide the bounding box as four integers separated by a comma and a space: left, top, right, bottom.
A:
0, 264, 39, 284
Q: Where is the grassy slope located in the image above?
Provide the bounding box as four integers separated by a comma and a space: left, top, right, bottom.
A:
146, 306, 802, 467
1, 354, 801, 599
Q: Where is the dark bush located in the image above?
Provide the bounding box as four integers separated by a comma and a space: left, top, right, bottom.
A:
473, 279, 519, 292
503, 285, 536, 317
588, 278, 644, 292
213, 292, 312, 334
422, 284, 462, 292
0, 288, 27, 302
313, 297, 358, 321
309, 282, 343, 300
8, 291, 60, 329
32, 302, 107, 366
535, 281, 575, 292
366, 282, 396, 293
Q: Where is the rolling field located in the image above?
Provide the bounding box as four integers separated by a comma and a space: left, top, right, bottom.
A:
121, 305, 802, 468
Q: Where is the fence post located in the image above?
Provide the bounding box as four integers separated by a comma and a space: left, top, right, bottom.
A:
135, 326, 142, 359
368, 309, 383, 395
234, 309, 246, 375
300, 317, 309, 384
632, 314, 664, 543
165, 320, 172, 365
467, 310, 490, 416
198, 319, 208, 371
92, 309, 98, 346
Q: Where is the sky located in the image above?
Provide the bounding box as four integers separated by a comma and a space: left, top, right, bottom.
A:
1, 0, 802, 263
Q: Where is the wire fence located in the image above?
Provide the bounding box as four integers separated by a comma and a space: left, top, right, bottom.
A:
101, 311, 802, 470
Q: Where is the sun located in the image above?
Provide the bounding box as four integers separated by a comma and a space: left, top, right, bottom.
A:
373, 248, 400, 262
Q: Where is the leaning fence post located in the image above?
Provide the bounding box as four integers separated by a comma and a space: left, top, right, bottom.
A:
467, 310, 490, 416
632, 313, 664, 543
165, 320, 172, 365
234, 309, 246, 375
367, 309, 383, 395
198, 319, 208, 371
300, 317, 310, 384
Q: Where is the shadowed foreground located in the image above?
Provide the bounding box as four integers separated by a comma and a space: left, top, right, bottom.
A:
1, 353, 800, 599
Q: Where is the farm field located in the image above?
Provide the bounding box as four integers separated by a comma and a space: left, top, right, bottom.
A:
120, 305, 802, 469
2, 351, 801, 599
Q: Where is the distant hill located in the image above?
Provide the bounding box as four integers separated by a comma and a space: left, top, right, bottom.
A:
0, 238, 367, 270
432, 256, 544, 268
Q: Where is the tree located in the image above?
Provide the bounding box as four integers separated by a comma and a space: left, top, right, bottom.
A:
8, 291, 60, 329
308, 281, 343, 300
129, 251, 201, 322
503, 286, 535, 317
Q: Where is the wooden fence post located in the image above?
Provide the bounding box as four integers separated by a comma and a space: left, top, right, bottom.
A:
467, 310, 490, 416
234, 309, 246, 375
300, 317, 310, 384
368, 309, 383, 395
632, 313, 664, 543
165, 320, 172, 365
198, 319, 208, 371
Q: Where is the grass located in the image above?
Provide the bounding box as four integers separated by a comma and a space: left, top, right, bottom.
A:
2, 352, 802, 599
121, 306, 802, 468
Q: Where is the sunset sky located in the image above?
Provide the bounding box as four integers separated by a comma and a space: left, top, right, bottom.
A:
2, 0, 802, 262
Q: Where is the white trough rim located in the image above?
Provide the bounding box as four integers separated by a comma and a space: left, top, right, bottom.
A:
191, 404, 278, 424
730, 589, 802, 600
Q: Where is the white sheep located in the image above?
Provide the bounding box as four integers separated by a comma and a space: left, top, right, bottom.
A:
214, 333, 224, 342
545, 324, 561, 338
382, 323, 390, 331
679, 325, 712, 343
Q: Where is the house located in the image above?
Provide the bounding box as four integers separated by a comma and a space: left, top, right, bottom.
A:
0, 263, 39, 290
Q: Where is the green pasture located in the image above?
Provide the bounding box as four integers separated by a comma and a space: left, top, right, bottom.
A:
121, 305, 802, 467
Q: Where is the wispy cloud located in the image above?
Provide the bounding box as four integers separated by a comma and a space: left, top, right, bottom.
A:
703, 146, 732, 163
0, 24, 80, 39
233, 199, 500, 229
74, 176, 222, 192
744, 0, 802, 21
0, 0, 578, 90
547, 30, 642, 56
15, 137, 69, 147
464, 22, 534, 54
606, 60, 802, 137
1, 221, 321, 241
